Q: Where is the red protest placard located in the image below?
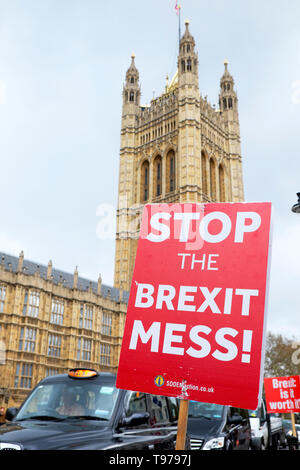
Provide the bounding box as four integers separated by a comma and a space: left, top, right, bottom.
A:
116, 203, 272, 410
264, 376, 300, 413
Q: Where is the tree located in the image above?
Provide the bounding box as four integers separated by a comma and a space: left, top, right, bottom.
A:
264, 332, 300, 377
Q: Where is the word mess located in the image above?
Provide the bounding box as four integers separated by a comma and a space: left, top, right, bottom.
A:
129, 320, 254, 364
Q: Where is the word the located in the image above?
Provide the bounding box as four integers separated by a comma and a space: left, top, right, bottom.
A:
178, 253, 219, 270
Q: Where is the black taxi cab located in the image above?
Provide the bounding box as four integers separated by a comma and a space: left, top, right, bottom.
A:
0, 369, 180, 450
187, 401, 251, 450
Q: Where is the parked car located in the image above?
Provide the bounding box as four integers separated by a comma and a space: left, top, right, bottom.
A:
187, 401, 251, 450
249, 400, 285, 450
282, 419, 300, 449
0, 368, 181, 450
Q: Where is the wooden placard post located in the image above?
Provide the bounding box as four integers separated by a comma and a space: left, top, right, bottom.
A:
175, 399, 189, 450
291, 412, 297, 437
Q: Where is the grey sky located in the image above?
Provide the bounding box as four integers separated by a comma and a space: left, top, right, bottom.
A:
0, 0, 299, 338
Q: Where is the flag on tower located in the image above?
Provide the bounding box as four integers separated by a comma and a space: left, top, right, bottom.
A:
175, 1, 180, 15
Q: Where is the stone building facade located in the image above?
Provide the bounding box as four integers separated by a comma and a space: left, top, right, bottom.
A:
114, 20, 244, 291
0, 251, 128, 407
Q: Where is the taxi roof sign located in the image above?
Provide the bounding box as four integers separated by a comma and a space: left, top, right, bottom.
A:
68, 369, 98, 379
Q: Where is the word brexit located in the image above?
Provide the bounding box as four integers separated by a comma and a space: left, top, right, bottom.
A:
135, 283, 259, 316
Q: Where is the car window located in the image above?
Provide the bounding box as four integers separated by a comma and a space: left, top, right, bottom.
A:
260, 402, 266, 421
16, 381, 119, 421
230, 407, 248, 420
249, 402, 266, 421
168, 397, 179, 422
17, 384, 57, 417
283, 420, 291, 430
149, 395, 170, 424
125, 392, 147, 417
88, 384, 119, 419
188, 401, 224, 419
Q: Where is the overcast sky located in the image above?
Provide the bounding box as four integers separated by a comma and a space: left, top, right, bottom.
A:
0, 0, 299, 339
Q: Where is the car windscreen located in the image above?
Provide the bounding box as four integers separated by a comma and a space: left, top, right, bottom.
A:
188, 401, 224, 420
16, 379, 120, 422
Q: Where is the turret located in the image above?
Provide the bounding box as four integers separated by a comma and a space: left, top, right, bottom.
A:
178, 20, 199, 90
115, 55, 141, 289
219, 60, 239, 120
219, 60, 244, 202
122, 53, 141, 117
176, 20, 201, 201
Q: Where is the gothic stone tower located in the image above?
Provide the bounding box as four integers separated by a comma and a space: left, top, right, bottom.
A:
114, 21, 244, 291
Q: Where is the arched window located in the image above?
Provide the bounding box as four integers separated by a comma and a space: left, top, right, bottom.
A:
201, 151, 208, 197
166, 150, 176, 192
219, 165, 225, 202
129, 91, 134, 102
181, 60, 185, 72
209, 158, 216, 201
223, 98, 227, 110
228, 97, 233, 109
141, 160, 149, 202
153, 156, 162, 197
187, 59, 192, 71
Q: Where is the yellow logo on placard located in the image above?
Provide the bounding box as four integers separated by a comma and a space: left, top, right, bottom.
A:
154, 375, 165, 387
